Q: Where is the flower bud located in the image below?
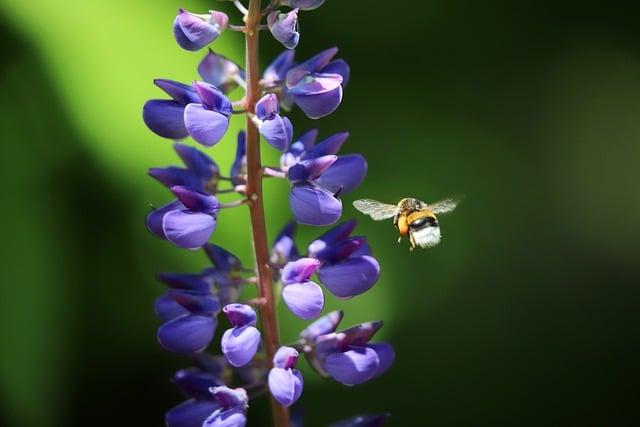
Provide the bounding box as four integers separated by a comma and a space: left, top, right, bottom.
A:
268, 9, 300, 49
173, 9, 228, 51
283, 0, 325, 11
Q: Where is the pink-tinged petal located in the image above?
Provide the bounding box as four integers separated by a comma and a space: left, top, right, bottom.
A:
157, 314, 216, 354
268, 367, 303, 407
222, 304, 257, 327
281, 258, 321, 284
324, 345, 379, 386
318, 256, 380, 298
193, 82, 233, 115
289, 183, 342, 226
184, 103, 230, 146
211, 386, 249, 409
288, 73, 343, 96
267, 9, 300, 49
293, 84, 343, 119
367, 343, 395, 378
282, 281, 324, 320
315, 154, 367, 194
143, 100, 189, 139
273, 346, 299, 369
162, 210, 216, 249
221, 325, 261, 367
255, 93, 280, 120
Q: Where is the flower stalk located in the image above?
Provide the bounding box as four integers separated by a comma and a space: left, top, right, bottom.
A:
244, 0, 290, 426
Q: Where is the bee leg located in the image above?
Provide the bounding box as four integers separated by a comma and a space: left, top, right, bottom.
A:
397, 235, 402, 244
409, 233, 416, 250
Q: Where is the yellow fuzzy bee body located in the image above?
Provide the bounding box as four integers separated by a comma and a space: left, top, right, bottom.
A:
353, 197, 459, 250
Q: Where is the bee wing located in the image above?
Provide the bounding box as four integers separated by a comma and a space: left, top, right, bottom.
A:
426, 197, 462, 215
353, 199, 399, 221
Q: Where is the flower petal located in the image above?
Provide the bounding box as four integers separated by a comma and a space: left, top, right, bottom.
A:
260, 115, 293, 152
268, 367, 303, 407
148, 167, 201, 191
287, 155, 337, 183
299, 310, 344, 341
223, 303, 257, 327
281, 258, 321, 284
271, 221, 299, 266
221, 325, 261, 367
340, 321, 384, 347
324, 345, 379, 386
184, 103, 230, 147
255, 93, 280, 120
168, 289, 220, 315
171, 186, 220, 214
321, 59, 351, 87
315, 154, 367, 194
165, 399, 220, 427
267, 9, 300, 49
303, 131, 349, 159
198, 49, 244, 94
263, 50, 297, 84
162, 210, 216, 249
146, 200, 185, 239
156, 272, 212, 293
293, 83, 343, 119
143, 100, 189, 139
202, 408, 247, 427
157, 314, 216, 353
155, 294, 189, 322
273, 346, 299, 369
203, 244, 243, 272
282, 281, 324, 320
287, 0, 326, 11
367, 343, 395, 378
318, 256, 380, 298
312, 236, 367, 264
211, 386, 249, 410
174, 10, 220, 51
172, 367, 222, 400
230, 131, 247, 186
174, 143, 219, 181
154, 79, 200, 105
193, 82, 233, 115
307, 219, 357, 257
286, 47, 338, 87
289, 183, 342, 226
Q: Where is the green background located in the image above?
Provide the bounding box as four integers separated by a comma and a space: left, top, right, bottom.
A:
1, 0, 639, 425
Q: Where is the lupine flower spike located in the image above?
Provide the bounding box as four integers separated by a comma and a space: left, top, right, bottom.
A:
143, 1, 395, 426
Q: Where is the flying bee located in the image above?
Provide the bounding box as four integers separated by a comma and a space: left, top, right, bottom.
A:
353, 197, 460, 250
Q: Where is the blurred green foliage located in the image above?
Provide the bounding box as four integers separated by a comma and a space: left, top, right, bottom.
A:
1, 0, 639, 426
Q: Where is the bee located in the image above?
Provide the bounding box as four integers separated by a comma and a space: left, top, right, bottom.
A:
353, 197, 460, 250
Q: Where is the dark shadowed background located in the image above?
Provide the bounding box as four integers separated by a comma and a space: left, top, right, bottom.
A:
1, 0, 639, 426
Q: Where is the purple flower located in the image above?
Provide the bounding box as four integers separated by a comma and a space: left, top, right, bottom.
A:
268, 9, 300, 49
280, 258, 324, 319
146, 186, 221, 249
204, 244, 249, 306
285, 48, 350, 119
221, 304, 261, 367
255, 94, 293, 152
330, 414, 390, 427
268, 346, 304, 407
284, 0, 326, 10
143, 79, 199, 139
157, 314, 217, 354
198, 50, 245, 94
262, 50, 297, 111
203, 386, 248, 427
149, 143, 220, 193
185, 82, 233, 146
313, 321, 395, 386
165, 399, 221, 427
271, 221, 300, 269
173, 9, 228, 51
308, 221, 380, 298
289, 182, 342, 226
299, 310, 343, 342
172, 366, 224, 400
